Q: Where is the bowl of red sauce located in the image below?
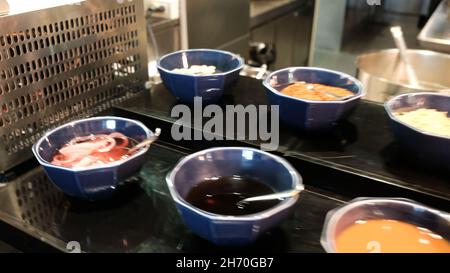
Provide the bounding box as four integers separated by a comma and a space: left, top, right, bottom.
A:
32, 116, 156, 200
321, 198, 450, 253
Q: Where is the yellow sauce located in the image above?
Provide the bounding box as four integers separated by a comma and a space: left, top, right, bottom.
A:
394, 108, 450, 138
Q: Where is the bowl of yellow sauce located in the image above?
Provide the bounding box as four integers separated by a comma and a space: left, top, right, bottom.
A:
321, 198, 450, 253
385, 92, 450, 170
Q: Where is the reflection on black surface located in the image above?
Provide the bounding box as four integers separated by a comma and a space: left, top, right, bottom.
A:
0, 167, 65, 239
115, 76, 450, 202
281, 119, 358, 153
63, 177, 144, 212
0, 144, 343, 252
381, 142, 450, 181
56, 179, 162, 252
180, 227, 289, 253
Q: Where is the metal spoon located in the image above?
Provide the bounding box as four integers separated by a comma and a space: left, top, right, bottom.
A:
306, 84, 354, 101
237, 187, 303, 206
390, 26, 420, 88
127, 128, 161, 155
320, 90, 354, 101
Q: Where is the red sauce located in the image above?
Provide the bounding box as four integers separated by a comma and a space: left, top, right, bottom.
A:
51, 132, 136, 168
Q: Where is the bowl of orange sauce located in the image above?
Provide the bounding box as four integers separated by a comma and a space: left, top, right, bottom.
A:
321, 198, 450, 253
263, 67, 364, 131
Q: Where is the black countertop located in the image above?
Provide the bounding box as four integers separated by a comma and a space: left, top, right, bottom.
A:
0, 76, 448, 253
0, 144, 343, 253
0, 240, 20, 253
115, 77, 450, 209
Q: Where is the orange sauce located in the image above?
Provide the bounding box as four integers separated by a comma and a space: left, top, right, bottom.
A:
335, 219, 450, 253
280, 82, 354, 101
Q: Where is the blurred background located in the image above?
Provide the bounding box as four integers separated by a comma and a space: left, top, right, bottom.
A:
1, 0, 445, 78
141, 0, 444, 75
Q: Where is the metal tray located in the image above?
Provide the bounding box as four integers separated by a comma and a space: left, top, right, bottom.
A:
0, 0, 148, 172
418, 0, 450, 53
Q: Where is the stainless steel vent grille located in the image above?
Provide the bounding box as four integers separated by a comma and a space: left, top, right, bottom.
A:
0, 0, 148, 171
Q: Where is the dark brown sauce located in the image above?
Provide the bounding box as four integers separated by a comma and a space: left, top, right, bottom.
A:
185, 176, 280, 216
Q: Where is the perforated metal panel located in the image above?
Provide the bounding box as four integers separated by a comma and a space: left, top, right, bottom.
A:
0, 0, 148, 172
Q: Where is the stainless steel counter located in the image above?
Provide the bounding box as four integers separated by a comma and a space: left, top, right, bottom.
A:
146, 16, 181, 65
418, 0, 450, 53
185, 0, 249, 58
148, 16, 180, 32
250, 0, 308, 29
250, 0, 314, 68
150, 1, 305, 32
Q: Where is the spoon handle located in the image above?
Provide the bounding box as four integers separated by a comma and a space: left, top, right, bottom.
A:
322, 91, 354, 101
239, 188, 302, 203
127, 128, 161, 155
307, 84, 354, 101
390, 26, 420, 87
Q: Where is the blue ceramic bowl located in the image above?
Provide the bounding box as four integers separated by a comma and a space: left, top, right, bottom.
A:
166, 147, 304, 246
157, 49, 244, 104
385, 92, 450, 168
32, 117, 154, 200
263, 67, 364, 131
321, 198, 450, 253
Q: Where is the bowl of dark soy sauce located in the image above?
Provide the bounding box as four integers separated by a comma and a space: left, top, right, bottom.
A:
166, 147, 304, 246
